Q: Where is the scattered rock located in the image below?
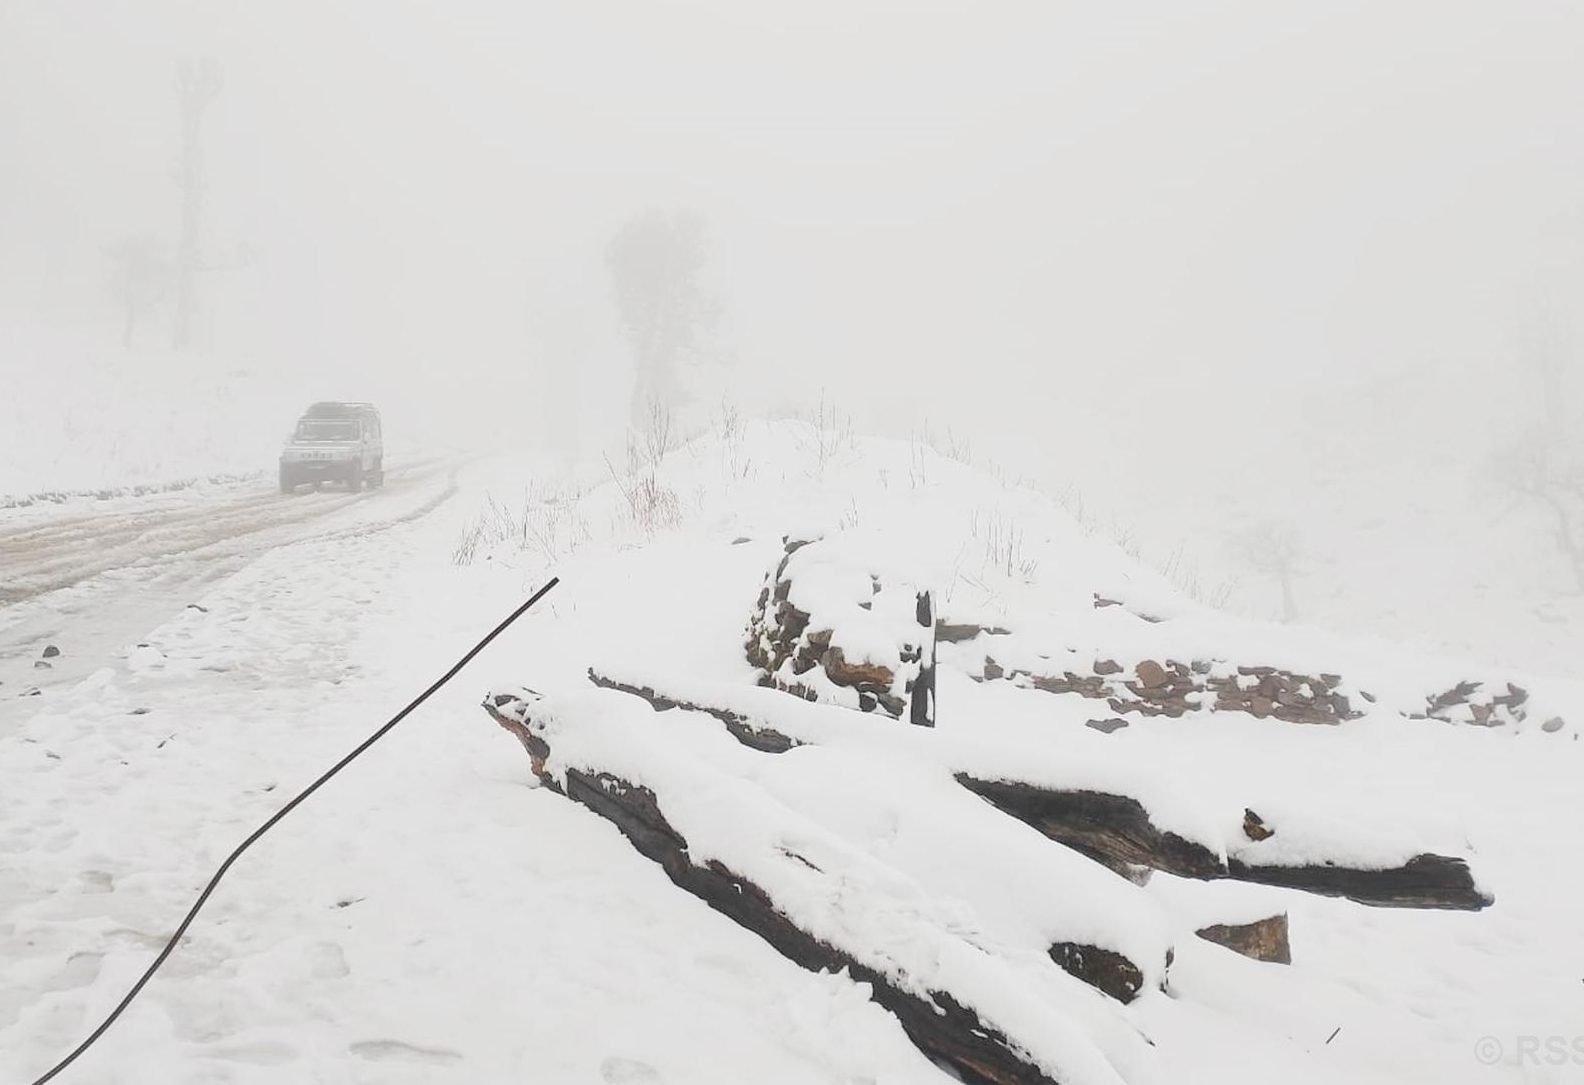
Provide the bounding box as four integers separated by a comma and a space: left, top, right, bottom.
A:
824, 646, 900, 709
1196, 914, 1291, 964
1242, 809, 1274, 841
1422, 679, 1531, 728
979, 652, 1389, 727
1428, 680, 1482, 714
33, 660, 52, 670
42, 644, 60, 658
1208, 669, 1355, 725
1085, 717, 1128, 734
1542, 717, 1565, 733
1134, 660, 1170, 689
1024, 670, 1108, 698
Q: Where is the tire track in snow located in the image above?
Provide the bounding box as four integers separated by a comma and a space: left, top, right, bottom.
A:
0, 457, 454, 606
0, 457, 465, 727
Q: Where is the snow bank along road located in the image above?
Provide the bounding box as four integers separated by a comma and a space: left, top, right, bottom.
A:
0, 457, 460, 731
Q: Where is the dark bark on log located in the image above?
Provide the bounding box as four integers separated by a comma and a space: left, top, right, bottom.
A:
1048, 942, 1146, 1003
586, 669, 798, 753
1227, 854, 1491, 911
483, 700, 1062, 1085
956, 775, 1226, 880
957, 775, 1490, 910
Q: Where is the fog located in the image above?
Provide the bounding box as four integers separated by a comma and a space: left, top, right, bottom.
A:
4, 1, 1583, 667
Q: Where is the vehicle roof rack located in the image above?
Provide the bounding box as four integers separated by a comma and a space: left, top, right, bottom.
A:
303, 401, 378, 418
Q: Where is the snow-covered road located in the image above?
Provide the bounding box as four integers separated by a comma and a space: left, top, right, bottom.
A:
0, 458, 460, 731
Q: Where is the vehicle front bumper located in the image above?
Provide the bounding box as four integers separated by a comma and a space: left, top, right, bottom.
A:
280, 455, 357, 480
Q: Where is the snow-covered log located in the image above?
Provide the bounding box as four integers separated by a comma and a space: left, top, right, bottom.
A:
961, 773, 1487, 909
955, 775, 1226, 880
585, 670, 799, 753
1226, 854, 1489, 910
483, 687, 1168, 1085
579, 670, 1492, 911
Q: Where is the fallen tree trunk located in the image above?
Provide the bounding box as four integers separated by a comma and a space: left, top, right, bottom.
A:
956, 775, 1226, 880
482, 695, 1066, 1085
962, 773, 1489, 910
580, 674, 1491, 910
586, 669, 798, 753
1226, 854, 1490, 911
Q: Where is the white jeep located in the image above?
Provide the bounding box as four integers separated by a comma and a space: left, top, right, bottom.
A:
279, 401, 385, 493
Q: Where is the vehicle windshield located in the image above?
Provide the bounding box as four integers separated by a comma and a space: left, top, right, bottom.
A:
295, 420, 359, 442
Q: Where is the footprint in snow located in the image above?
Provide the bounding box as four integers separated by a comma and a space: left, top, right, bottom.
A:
202, 1039, 298, 1065
40, 951, 103, 994
350, 1040, 463, 1065
309, 941, 350, 979
79, 870, 114, 893
600, 1056, 664, 1083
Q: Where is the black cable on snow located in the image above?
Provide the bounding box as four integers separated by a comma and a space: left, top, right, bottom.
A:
26, 577, 560, 1085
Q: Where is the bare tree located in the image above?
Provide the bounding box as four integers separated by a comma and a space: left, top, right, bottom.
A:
172, 58, 222, 349
605, 208, 720, 427
1522, 298, 1572, 445
104, 234, 168, 348
1488, 300, 1584, 589
1236, 523, 1303, 622
1493, 435, 1584, 592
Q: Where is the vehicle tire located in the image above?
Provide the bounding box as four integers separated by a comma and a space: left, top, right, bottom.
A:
348, 463, 363, 492
371, 458, 384, 488
279, 468, 294, 495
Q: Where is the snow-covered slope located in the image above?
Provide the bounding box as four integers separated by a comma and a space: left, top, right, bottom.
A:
463, 421, 1584, 1083
2, 421, 1581, 1083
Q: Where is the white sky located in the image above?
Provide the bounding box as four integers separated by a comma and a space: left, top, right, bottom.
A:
2, 0, 1581, 453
